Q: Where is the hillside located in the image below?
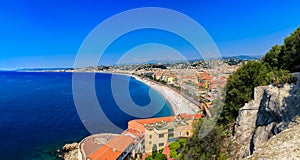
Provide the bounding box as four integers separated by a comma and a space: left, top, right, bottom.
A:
246, 119, 300, 159
231, 73, 300, 159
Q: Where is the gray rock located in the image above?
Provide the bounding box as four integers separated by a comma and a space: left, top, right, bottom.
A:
62, 142, 78, 151
246, 120, 300, 159
231, 73, 300, 159
60, 142, 79, 160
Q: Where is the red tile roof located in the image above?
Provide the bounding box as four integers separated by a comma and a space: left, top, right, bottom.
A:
88, 135, 134, 160
89, 145, 122, 160
130, 114, 202, 126
131, 116, 175, 125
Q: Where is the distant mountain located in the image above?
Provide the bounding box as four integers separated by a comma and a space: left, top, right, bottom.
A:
222, 55, 263, 60
142, 55, 262, 64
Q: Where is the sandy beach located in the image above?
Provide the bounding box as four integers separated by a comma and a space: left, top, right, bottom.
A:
133, 75, 200, 115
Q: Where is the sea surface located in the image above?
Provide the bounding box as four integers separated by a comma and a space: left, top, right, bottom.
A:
0, 71, 173, 160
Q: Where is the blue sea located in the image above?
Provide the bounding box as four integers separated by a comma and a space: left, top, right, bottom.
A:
0, 71, 173, 160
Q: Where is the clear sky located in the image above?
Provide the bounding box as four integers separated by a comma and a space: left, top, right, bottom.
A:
0, 0, 300, 70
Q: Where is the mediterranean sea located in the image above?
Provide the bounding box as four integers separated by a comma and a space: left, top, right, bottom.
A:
0, 71, 173, 160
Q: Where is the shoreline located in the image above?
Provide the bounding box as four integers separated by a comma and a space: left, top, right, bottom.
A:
131, 75, 199, 115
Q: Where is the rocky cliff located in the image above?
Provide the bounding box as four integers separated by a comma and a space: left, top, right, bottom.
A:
231, 73, 300, 159
57, 142, 78, 160
246, 117, 300, 159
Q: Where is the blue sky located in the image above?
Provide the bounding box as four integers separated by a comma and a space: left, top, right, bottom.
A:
0, 0, 300, 70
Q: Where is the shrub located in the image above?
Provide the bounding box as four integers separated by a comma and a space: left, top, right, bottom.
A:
170, 150, 177, 158
169, 142, 181, 151
178, 139, 187, 147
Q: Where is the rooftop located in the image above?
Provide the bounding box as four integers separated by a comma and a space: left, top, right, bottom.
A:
88, 135, 134, 160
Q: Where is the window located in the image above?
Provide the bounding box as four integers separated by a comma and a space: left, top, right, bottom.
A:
149, 141, 152, 145
168, 133, 174, 138
159, 133, 164, 138
149, 135, 152, 139
186, 132, 190, 136
168, 128, 174, 132
159, 143, 164, 147
179, 131, 182, 136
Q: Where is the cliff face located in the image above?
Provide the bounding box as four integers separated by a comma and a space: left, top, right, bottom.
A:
231, 73, 300, 159
246, 117, 300, 159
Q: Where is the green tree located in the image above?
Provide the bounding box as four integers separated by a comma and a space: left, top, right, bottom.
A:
180, 120, 227, 159
280, 27, 300, 72
170, 150, 178, 158
262, 45, 282, 69
152, 144, 158, 158
169, 142, 181, 151
145, 156, 153, 160
219, 61, 271, 123
178, 139, 187, 147
154, 153, 167, 160
261, 27, 300, 72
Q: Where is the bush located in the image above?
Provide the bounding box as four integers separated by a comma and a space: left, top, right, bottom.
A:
178, 139, 187, 147
270, 69, 296, 87
169, 142, 181, 151
170, 150, 177, 158
153, 153, 167, 160
180, 120, 227, 159
145, 156, 153, 160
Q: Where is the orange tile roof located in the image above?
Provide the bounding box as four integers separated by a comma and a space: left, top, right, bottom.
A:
126, 128, 144, 138
89, 135, 134, 160
128, 128, 139, 133
131, 116, 175, 125
89, 145, 122, 160
179, 113, 202, 119
130, 114, 202, 126
202, 75, 212, 80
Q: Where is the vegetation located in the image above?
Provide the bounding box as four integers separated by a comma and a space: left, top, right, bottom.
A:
269, 69, 296, 86
169, 141, 180, 150
220, 27, 300, 124
180, 27, 300, 159
152, 144, 158, 158
168, 139, 187, 159
262, 45, 282, 69
145, 145, 167, 160
219, 61, 271, 123
145, 152, 167, 160
178, 139, 187, 147
263, 27, 300, 72
225, 59, 243, 66
180, 120, 229, 159
280, 27, 300, 72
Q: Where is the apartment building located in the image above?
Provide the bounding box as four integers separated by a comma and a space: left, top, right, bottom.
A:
128, 113, 202, 153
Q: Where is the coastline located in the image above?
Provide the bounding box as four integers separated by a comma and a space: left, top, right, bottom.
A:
131, 75, 200, 115
20, 70, 201, 159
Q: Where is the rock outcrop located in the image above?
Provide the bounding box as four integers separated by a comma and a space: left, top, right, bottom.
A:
231, 73, 300, 159
58, 142, 79, 160
246, 117, 300, 159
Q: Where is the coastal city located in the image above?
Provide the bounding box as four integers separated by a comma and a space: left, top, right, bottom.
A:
40, 58, 244, 112
56, 58, 246, 159
2, 1, 300, 160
